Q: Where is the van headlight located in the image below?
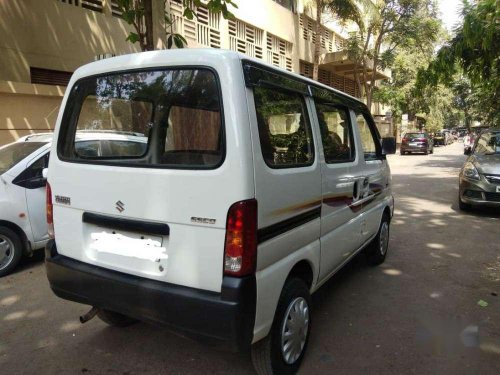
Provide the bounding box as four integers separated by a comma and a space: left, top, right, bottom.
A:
462, 162, 480, 180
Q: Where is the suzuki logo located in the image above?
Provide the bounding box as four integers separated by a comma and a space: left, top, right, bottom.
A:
116, 200, 125, 213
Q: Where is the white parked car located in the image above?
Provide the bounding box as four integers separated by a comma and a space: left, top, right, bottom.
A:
0, 134, 52, 276
0, 132, 147, 276
45, 49, 396, 374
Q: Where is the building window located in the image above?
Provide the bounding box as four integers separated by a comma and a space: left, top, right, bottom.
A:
58, 0, 104, 13
272, 0, 294, 11
169, 0, 221, 49
298, 14, 316, 44
30, 67, 73, 86
228, 19, 263, 59
299, 61, 313, 79
266, 33, 293, 72
110, 0, 123, 17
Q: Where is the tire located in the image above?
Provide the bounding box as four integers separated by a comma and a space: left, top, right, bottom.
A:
424, 150, 428, 155
252, 278, 311, 375
365, 213, 390, 266
0, 226, 24, 277
97, 309, 138, 327
458, 194, 471, 211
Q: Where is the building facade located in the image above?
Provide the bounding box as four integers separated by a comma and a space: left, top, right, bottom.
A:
0, 0, 391, 145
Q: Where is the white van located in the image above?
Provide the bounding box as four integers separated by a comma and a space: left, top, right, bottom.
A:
45, 49, 395, 375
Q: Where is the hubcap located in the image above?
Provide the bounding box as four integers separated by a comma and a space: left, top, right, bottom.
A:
379, 222, 389, 256
0, 235, 15, 271
281, 297, 309, 365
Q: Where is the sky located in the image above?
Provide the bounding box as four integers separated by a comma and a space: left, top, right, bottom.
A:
438, 0, 464, 33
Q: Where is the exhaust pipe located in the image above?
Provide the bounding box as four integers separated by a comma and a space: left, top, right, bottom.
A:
80, 307, 99, 324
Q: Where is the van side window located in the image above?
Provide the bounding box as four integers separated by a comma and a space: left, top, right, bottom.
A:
254, 87, 314, 168
315, 103, 354, 163
355, 113, 379, 161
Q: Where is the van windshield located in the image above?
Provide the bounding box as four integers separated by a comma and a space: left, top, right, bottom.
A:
59, 69, 223, 168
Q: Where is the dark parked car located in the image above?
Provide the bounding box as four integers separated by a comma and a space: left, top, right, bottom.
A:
400, 132, 434, 155
459, 129, 500, 210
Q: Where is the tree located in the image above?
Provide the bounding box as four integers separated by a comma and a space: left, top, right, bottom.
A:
115, 0, 237, 51
346, 0, 440, 109
307, 0, 364, 81
417, 0, 499, 126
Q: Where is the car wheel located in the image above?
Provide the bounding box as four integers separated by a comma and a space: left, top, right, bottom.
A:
97, 309, 138, 327
458, 194, 471, 211
0, 226, 23, 277
365, 214, 390, 266
252, 278, 311, 375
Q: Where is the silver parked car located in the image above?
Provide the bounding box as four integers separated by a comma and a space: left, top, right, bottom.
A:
459, 129, 500, 210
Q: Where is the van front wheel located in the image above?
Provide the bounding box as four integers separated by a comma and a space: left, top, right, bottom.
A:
97, 309, 138, 327
251, 278, 311, 375
365, 214, 390, 265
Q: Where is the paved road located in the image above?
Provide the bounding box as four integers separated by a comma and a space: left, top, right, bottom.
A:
1, 142, 499, 374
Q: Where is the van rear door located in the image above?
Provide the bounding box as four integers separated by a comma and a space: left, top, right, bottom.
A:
50, 67, 249, 293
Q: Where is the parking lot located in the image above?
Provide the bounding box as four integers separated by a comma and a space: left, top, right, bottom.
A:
1, 141, 499, 375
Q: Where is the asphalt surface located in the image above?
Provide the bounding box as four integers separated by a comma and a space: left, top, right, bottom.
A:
1, 141, 499, 374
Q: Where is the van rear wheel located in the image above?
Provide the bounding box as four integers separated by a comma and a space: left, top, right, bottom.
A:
251, 278, 311, 375
97, 309, 138, 327
365, 214, 390, 266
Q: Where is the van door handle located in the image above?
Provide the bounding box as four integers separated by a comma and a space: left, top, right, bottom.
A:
353, 180, 359, 201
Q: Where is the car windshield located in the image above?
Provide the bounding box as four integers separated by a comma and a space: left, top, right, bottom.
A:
474, 132, 500, 155
406, 133, 425, 138
0, 142, 47, 175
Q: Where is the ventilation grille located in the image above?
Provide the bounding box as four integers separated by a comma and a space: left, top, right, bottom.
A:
111, 0, 123, 17
169, 0, 221, 48
266, 33, 293, 71
228, 19, 263, 59
30, 67, 72, 86
58, 0, 103, 13
299, 14, 316, 44
299, 61, 313, 79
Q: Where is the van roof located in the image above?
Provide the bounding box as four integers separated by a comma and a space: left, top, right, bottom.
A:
71, 49, 365, 106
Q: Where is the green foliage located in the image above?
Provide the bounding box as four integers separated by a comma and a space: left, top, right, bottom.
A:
418, 0, 499, 126
346, 0, 441, 108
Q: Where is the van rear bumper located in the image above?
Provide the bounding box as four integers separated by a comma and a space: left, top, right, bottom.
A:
45, 240, 256, 351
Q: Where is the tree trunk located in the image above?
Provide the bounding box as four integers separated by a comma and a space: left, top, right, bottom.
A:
143, 0, 154, 51
312, 0, 322, 81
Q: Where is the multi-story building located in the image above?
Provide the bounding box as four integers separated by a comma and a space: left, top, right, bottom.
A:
0, 0, 392, 145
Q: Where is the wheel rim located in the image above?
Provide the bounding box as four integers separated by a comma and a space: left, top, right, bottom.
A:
379, 222, 389, 256
0, 234, 15, 271
281, 297, 309, 365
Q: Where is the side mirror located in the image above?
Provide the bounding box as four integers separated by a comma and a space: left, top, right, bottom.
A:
381, 137, 396, 155
42, 168, 48, 179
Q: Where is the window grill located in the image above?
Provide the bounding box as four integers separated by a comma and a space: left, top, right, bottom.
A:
298, 14, 316, 44
111, 0, 123, 17
58, 0, 103, 13
299, 61, 313, 79
228, 19, 263, 59
266, 33, 293, 72
81, 0, 103, 12
169, 0, 221, 49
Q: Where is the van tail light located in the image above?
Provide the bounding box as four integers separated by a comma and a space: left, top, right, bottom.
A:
46, 182, 55, 238
224, 199, 257, 277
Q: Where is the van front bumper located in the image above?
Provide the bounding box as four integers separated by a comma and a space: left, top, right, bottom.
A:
45, 240, 256, 351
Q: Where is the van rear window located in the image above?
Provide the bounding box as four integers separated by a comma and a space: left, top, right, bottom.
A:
58, 69, 223, 169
